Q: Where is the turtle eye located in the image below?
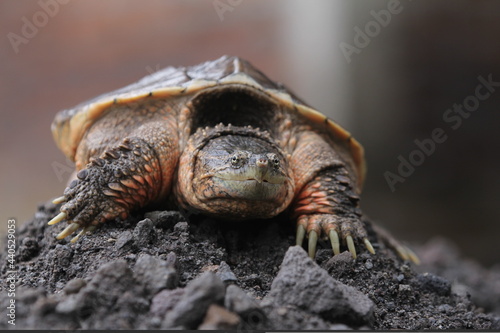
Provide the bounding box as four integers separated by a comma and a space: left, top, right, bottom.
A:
269, 154, 280, 168
230, 152, 246, 168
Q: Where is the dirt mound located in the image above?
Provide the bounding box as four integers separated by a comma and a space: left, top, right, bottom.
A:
1, 202, 498, 330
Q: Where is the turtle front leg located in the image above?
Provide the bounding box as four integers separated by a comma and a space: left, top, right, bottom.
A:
290, 130, 418, 263
48, 137, 164, 242
293, 169, 375, 259
293, 169, 419, 263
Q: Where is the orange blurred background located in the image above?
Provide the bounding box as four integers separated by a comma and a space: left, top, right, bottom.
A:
1, 0, 499, 265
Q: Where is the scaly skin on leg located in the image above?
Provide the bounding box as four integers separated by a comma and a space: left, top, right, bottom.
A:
292, 168, 419, 263
289, 129, 373, 259
49, 137, 164, 242
293, 168, 375, 259
289, 130, 418, 263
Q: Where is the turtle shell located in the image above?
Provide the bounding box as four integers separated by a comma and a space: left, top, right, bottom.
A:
52, 55, 366, 190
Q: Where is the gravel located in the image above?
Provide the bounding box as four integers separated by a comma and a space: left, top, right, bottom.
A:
0, 201, 499, 330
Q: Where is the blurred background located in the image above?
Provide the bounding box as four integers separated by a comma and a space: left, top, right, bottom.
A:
1, 0, 499, 265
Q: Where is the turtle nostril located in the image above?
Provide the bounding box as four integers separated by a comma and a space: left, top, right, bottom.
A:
256, 158, 268, 168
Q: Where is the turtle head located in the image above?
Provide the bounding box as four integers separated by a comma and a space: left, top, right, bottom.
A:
213, 150, 286, 191
176, 126, 295, 219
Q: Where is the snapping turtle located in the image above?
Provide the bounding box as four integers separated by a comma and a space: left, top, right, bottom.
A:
49, 55, 417, 262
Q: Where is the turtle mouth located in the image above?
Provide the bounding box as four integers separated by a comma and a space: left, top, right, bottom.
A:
211, 162, 286, 185
211, 177, 285, 201
212, 172, 285, 185
209, 168, 286, 201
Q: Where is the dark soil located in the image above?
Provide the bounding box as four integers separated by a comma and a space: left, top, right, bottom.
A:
1, 201, 499, 330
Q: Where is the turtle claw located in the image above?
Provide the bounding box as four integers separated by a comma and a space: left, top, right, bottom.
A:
296, 214, 372, 259
48, 212, 67, 225
56, 223, 80, 240
371, 224, 420, 264
406, 247, 420, 265
52, 196, 66, 205
70, 225, 96, 243
396, 245, 420, 265
296, 224, 306, 246
395, 245, 409, 261
308, 230, 318, 258
295, 215, 416, 263
363, 238, 376, 255
329, 229, 340, 255
346, 235, 356, 259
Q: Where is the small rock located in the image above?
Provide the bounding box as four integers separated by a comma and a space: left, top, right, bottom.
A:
89, 259, 134, 287
315, 248, 334, 263
124, 253, 137, 261
55, 294, 78, 314
18, 237, 40, 262
133, 254, 178, 296
241, 273, 262, 288
216, 261, 238, 283
400, 264, 412, 277
322, 251, 354, 275
32, 296, 58, 316
133, 218, 156, 247
266, 246, 374, 326
266, 305, 336, 330
145, 210, 185, 229
16, 286, 46, 305
150, 288, 185, 317
162, 272, 226, 329
198, 304, 240, 330
63, 278, 86, 295
259, 297, 273, 308
437, 304, 453, 313
451, 282, 470, 299
416, 273, 451, 296
67, 260, 136, 315
491, 316, 500, 330
165, 251, 178, 268
225, 284, 266, 322
173, 221, 189, 233
115, 291, 150, 313
399, 284, 412, 293
201, 264, 219, 273
115, 231, 134, 250
451, 282, 472, 309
